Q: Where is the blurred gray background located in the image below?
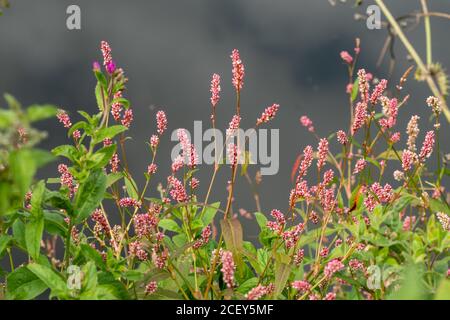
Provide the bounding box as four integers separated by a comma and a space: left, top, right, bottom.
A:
0, 0, 449, 241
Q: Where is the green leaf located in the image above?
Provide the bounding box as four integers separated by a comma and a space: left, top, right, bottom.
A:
26, 104, 57, 122
236, 277, 259, 294
351, 78, 359, 102
45, 191, 74, 217
95, 82, 105, 111
274, 262, 292, 298
68, 121, 88, 138
201, 202, 220, 226
0, 109, 16, 128
52, 145, 79, 162
43, 210, 68, 237
158, 219, 183, 234
80, 244, 106, 270
88, 145, 116, 169
10, 149, 36, 199
435, 279, 450, 300
430, 199, 450, 215
387, 265, 427, 300
93, 125, 128, 144
106, 172, 123, 187
74, 169, 107, 223
12, 219, 26, 249
25, 217, 44, 260
254, 212, 268, 230
6, 267, 47, 300
124, 176, 139, 200
80, 262, 98, 297
4, 93, 21, 111
30, 180, 45, 218
27, 263, 68, 298
220, 218, 244, 268
0, 235, 12, 257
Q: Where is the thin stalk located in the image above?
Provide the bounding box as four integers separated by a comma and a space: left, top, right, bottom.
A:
420, 0, 432, 66
374, 0, 450, 122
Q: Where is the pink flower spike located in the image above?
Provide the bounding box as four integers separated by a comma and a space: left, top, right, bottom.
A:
150, 135, 159, 148
227, 143, 239, 167
226, 114, 241, 136
156, 111, 168, 135
340, 51, 353, 64
220, 250, 236, 288
324, 259, 344, 278
231, 49, 245, 91
256, 104, 280, 126
121, 109, 134, 128
246, 285, 268, 300
353, 159, 367, 174
370, 79, 387, 104
357, 69, 370, 103
336, 130, 348, 145
300, 115, 314, 132
419, 131, 435, 161
56, 110, 72, 128
147, 164, 158, 175
317, 138, 329, 171
100, 41, 112, 66
210, 73, 221, 107
351, 102, 367, 135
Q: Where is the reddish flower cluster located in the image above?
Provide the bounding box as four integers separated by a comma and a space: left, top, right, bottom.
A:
340, 51, 353, 64
145, 281, 158, 295
293, 248, 305, 265
436, 212, 450, 231
121, 109, 133, 128
292, 280, 311, 293
352, 102, 367, 135
324, 259, 344, 278
110, 153, 120, 173
210, 73, 221, 107
156, 111, 168, 135
379, 97, 398, 129
256, 103, 280, 126
370, 79, 387, 104
317, 138, 329, 171
364, 182, 393, 212
193, 225, 212, 249
353, 159, 366, 174
231, 49, 245, 91
227, 143, 239, 167
402, 149, 415, 172
220, 250, 236, 288
419, 131, 435, 161
118, 197, 141, 208
167, 176, 188, 203
111, 91, 123, 121
91, 208, 111, 235
150, 135, 159, 148
282, 223, 305, 249
58, 164, 77, 196
300, 115, 314, 132
133, 213, 158, 238
226, 114, 241, 136
56, 110, 72, 128
177, 129, 199, 168
336, 130, 348, 145
246, 285, 269, 300
129, 241, 147, 261
266, 209, 286, 234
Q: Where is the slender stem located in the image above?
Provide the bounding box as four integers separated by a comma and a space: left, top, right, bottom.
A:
374, 0, 450, 122
420, 0, 432, 66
